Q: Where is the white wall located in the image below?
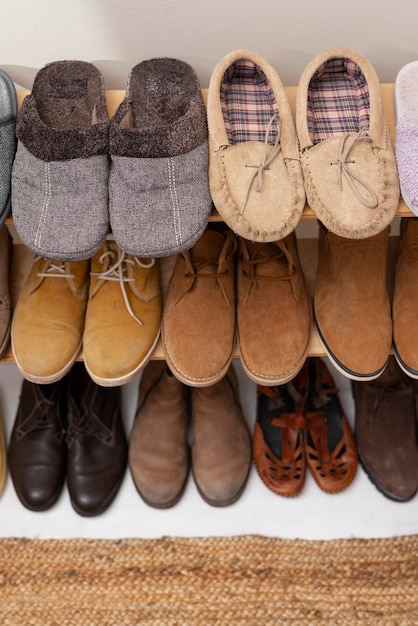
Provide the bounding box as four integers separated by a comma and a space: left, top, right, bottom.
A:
1, 0, 418, 90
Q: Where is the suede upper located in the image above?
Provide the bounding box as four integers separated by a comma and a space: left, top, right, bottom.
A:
296, 48, 400, 239
207, 49, 305, 242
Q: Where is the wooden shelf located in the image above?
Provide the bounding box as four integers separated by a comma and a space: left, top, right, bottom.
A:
2, 84, 407, 364
9, 84, 412, 225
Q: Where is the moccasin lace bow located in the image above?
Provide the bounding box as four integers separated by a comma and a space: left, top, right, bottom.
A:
330, 129, 378, 209
240, 113, 282, 215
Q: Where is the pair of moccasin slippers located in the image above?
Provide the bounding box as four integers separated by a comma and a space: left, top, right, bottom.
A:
208, 47, 400, 243
12, 58, 212, 262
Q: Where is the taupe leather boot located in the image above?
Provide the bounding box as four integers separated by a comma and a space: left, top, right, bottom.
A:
191, 365, 251, 506
0, 225, 12, 358
393, 218, 418, 377
129, 361, 189, 508
314, 224, 392, 381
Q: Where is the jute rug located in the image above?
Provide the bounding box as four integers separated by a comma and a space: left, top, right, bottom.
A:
1, 534, 418, 625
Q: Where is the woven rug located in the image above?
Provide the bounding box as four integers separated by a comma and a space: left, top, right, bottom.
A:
1, 534, 418, 625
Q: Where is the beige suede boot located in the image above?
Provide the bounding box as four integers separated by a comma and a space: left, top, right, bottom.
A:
393, 217, 418, 377
237, 232, 311, 385
161, 228, 237, 387
0, 225, 12, 359
129, 361, 189, 508
11, 256, 89, 383
314, 224, 392, 380
191, 365, 251, 506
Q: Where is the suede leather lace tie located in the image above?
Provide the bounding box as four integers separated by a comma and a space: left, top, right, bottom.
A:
90, 237, 155, 326
330, 129, 378, 209
241, 240, 295, 306
240, 113, 282, 215
182, 231, 237, 305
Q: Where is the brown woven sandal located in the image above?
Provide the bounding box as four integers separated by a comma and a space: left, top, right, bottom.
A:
302, 358, 358, 493
253, 379, 307, 497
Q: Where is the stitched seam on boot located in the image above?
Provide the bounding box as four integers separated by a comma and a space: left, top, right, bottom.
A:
34, 162, 52, 249
167, 157, 182, 248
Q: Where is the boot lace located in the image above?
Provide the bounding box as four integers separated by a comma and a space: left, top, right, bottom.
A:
90, 237, 155, 326
16, 394, 64, 442
66, 393, 113, 446
182, 231, 237, 305
241, 240, 295, 305
330, 129, 378, 209
36, 259, 74, 280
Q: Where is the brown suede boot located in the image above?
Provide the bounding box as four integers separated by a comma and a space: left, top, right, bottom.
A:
393, 218, 418, 377
191, 365, 251, 506
161, 228, 237, 387
0, 225, 12, 359
237, 232, 311, 385
129, 361, 189, 508
314, 224, 392, 381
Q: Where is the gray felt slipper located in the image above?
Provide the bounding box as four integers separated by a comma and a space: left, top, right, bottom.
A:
0, 69, 17, 226
109, 57, 212, 258
12, 60, 110, 261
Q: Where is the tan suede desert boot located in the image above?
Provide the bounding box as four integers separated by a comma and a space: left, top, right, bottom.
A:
161, 227, 237, 387
191, 365, 251, 506
237, 232, 311, 385
0, 225, 12, 359
393, 218, 418, 377
314, 224, 392, 380
83, 235, 162, 387
11, 256, 89, 383
129, 361, 189, 508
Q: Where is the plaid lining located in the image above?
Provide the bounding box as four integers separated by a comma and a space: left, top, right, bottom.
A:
307, 58, 370, 144
220, 61, 279, 145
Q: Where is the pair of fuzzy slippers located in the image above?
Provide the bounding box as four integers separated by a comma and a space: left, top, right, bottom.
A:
11, 58, 212, 262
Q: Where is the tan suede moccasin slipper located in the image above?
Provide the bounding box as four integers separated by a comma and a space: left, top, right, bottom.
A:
207, 50, 305, 242
296, 48, 399, 239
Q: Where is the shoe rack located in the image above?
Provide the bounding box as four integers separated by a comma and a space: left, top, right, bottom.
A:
2, 85, 410, 364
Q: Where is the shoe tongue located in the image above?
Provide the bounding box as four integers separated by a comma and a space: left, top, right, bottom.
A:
244, 241, 290, 278
190, 230, 225, 262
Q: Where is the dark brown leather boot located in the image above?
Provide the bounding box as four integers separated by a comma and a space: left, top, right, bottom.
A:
353, 356, 418, 501
8, 378, 67, 511
191, 365, 251, 506
129, 361, 190, 508
66, 362, 128, 516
